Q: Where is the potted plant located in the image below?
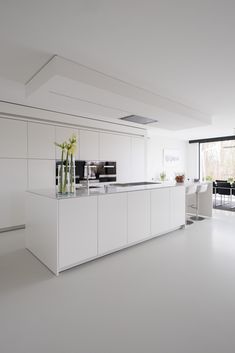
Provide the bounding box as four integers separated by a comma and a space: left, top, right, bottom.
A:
160, 171, 166, 181
205, 176, 213, 182
175, 173, 185, 183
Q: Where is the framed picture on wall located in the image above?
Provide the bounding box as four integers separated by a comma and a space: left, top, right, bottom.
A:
163, 149, 181, 180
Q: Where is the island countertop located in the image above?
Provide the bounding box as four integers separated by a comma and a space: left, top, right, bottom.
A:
26, 181, 185, 200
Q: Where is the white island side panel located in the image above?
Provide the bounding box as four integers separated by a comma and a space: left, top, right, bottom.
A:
25, 193, 58, 275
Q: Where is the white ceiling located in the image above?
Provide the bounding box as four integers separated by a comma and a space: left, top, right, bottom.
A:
0, 0, 235, 138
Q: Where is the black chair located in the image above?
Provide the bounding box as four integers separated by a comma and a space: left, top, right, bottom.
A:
217, 182, 231, 205
232, 182, 235, 196
213, 181, 217, 194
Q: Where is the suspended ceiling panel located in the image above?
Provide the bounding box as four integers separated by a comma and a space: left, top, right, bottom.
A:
25, 56, 212, 130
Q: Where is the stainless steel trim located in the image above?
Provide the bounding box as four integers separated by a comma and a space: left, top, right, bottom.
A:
0, 224, 25, 233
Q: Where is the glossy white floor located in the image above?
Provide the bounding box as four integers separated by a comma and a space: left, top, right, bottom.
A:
1, 210, 235, 353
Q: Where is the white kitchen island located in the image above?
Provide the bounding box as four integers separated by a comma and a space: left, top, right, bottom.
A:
26, 183, 186, 275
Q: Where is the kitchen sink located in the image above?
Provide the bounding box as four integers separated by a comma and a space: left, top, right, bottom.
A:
112, 182, 161, 187
76, 185, 101, 190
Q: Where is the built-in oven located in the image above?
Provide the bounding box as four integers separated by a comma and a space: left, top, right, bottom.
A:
56, 160, 116, 185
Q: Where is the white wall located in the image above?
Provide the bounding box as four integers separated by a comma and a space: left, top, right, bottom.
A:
186, 143, 199, 180
147, 132, 187, 181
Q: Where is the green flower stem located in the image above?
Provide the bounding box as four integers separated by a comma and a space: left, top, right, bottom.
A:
70, 154, 74, 193
63, 151, 69, 193
59, 149, 64, 193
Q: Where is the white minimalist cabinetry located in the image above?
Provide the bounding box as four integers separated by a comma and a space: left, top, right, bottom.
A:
0, 118, 27, 229
55, 126, 79, 159
28, 122, 55, 159
127, 190, 150, 243
59, 196, 98, 269
79, 129, 99, 160
26, 185, 186, 275
100, 132, 131, 182
0, 159, 27, 229
98, 193, 128, 254
28, 160, 55, 190
131, 137, 146, 182
170, 186, 185, 228
151, 188, 171, 236
0, 118, 27, 158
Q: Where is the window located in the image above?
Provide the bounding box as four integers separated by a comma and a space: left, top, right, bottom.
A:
200, 140, 235, 181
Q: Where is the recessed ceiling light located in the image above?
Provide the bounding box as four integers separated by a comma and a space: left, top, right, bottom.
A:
120, 115, 158, 125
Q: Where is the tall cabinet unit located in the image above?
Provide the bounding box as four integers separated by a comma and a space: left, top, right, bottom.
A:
131, 137, 146, 182
28, 122, 55, 159
0, 118, 27, 229
79, 129, 99, 160
100, 132, 132, 182
27, 122, 56, 190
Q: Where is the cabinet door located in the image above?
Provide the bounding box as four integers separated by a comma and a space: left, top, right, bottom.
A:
170, 186, 185, 228
98, 193, 127, 254
151, 188, 171, 236
28, 122, 55, 159
59, 196, 98, 269
79, 129, 99, 160
0, 118, 27, 158
131, 137, 146, 182
100, 132, 131, 182
28, 160, 55, 190
128, 190, 150, 243
0, 159, 27, 229
55, 126, 79, 159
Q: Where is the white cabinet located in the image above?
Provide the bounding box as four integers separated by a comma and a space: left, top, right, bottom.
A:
98, 193, 127, 254
127, 190, 150, 243
28, 160, 55, 190
79, 129, 99, 160
26, 193, 58, 275
55, 126, 79, 159
26, 186, 186, 275
151, 188, 171, 236
28, 122, 55, 159
170, 186, 185, 228
100, 132, 131, 182
59, 196, 98, 269
0, 118, 27, 158
0, 159, 27, 229
131, 137, 146, 182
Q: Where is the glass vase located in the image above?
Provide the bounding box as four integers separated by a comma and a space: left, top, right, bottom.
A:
57, 163, 68, 194
69, 156, 76, 194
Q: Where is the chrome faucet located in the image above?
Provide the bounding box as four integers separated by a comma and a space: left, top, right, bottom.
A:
86, 165, 96, 189
86, 166, 90, 189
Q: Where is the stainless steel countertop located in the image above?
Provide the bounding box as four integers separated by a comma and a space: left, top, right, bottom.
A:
27, 182, 186, 200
